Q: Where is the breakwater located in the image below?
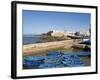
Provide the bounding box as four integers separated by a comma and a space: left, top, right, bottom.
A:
23, 39, 82, 56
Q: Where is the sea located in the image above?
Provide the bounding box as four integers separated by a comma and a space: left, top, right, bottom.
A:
23, 35, 41, 45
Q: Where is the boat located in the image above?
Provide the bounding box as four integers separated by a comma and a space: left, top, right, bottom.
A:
47, 51, 63, 56
79, 38, 91, 45
23, 51, 87, 69
23, 56, 45, 68
62, 55, 84, 67
39, 63, 56, 68
67, 35, 84, 39
76, 51, 90, 57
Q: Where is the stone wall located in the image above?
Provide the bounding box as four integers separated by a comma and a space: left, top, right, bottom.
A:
23, 40, 74, 53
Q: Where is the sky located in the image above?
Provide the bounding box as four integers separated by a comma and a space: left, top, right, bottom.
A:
23, 10, 90, 35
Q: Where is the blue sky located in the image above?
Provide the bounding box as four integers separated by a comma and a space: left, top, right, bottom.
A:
23, 10, 90, 35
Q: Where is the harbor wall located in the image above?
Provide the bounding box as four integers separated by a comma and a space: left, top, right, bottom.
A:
23, 39, 82, 55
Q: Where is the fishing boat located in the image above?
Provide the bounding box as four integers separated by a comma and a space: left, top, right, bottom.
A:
23, 56, 45, 68
62, 54, 84, 67
47, 51, 64, 56
23, 51, 87, 69
80, 39, 91, 45
67, 35, 84, 39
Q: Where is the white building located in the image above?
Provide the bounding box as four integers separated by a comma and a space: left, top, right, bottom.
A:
51, 30, 65, 37
50, 30, 76, 37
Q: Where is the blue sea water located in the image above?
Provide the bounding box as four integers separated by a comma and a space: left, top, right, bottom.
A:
23, 35, 41, 45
